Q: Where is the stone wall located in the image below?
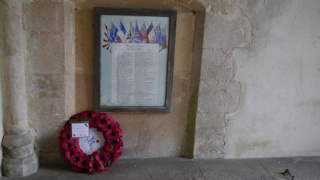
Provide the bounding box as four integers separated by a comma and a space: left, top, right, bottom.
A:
193, 0, 320, 159
22, 0, 75, 164
1, 1, 320, 175
224, 0, 320, 158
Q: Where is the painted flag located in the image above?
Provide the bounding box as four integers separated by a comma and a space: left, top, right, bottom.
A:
118, 21, 126, 42
132, 21, 141, 43
154, 24, 163, 48
124, 22, 134, 43
139, 22, 149, 43
147, 22, 153, 35
160, 26, 167, 52
148, 26, 157, 43
119, 20, 126, 35
109, 22, 118, 43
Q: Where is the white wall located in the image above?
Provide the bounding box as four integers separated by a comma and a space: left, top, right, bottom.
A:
224, 0, 320, 158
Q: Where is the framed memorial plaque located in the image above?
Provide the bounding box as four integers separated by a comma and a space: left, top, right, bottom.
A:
94, 8, 177, 113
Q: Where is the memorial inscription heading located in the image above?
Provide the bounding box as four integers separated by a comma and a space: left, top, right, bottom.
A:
94, 8, 177, 113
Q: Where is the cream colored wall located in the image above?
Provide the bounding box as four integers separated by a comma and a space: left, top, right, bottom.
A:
74, 0, 195, 158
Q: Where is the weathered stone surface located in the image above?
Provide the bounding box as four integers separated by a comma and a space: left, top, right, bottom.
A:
224, 0, 320, 159
3, 131, 33, 147
194, 112, 225, 158
203, 7, 251, 49
198, 80, 240, 113
3, 143, 34, 159
2, 152, 39, 177
29, 74, 64, 99
174, 12, 195, 76
201, 49, 233, 81
26, 33, 64, 74
23, 2, 65, 33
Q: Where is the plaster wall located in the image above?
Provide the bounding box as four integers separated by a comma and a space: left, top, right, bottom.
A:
224, 0, 320, 158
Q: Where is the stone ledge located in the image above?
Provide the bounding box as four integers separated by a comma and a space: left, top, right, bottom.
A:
2, 152, 39, 177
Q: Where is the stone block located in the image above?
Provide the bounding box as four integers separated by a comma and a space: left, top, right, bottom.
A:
26, 33, 64, 74
2, 152, 38, 177
194, 112, 226, 158
174, 12, 195, 76
203, 8, 251, 49
201, 49, 234, 81
3, 142, 34, 159
29, 74, 64, 99
28, 98, 65, 114
23, 2, 65, 33
198, 80, 240, 113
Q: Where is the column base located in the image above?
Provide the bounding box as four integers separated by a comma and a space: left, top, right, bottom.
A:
2, 152, 38, 177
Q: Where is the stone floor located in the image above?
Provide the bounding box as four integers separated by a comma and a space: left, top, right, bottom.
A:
1, 156, 320, 180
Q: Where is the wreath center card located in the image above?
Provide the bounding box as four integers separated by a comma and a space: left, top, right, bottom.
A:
79, 128, 105, 155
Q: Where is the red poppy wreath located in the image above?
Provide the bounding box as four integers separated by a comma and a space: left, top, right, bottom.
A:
59, 110, 123, 173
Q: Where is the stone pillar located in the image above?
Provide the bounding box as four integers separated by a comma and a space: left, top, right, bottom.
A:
0, 0, 38, 176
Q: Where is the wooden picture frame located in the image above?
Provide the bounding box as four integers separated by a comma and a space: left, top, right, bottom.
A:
94, 8, 177, 113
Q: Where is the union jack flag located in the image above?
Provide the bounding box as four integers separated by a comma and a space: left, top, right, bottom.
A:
131, 21, 141, 43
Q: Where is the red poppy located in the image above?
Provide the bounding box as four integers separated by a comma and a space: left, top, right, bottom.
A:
80, 110, 92, 119
109, 150, 122, 160
105, 128, 121, 140
90, 113, 105, 128
64, 150, 76, 160
70, 152, 83, 166
99, 119, 116, 132
69, 113, 81, 119
77, 156, 90, 169
95, 152, 109, 165
61, 138, 79, 151
89, 160, 101, 173
95, 115, 109, 130
61, 142, 75, 152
